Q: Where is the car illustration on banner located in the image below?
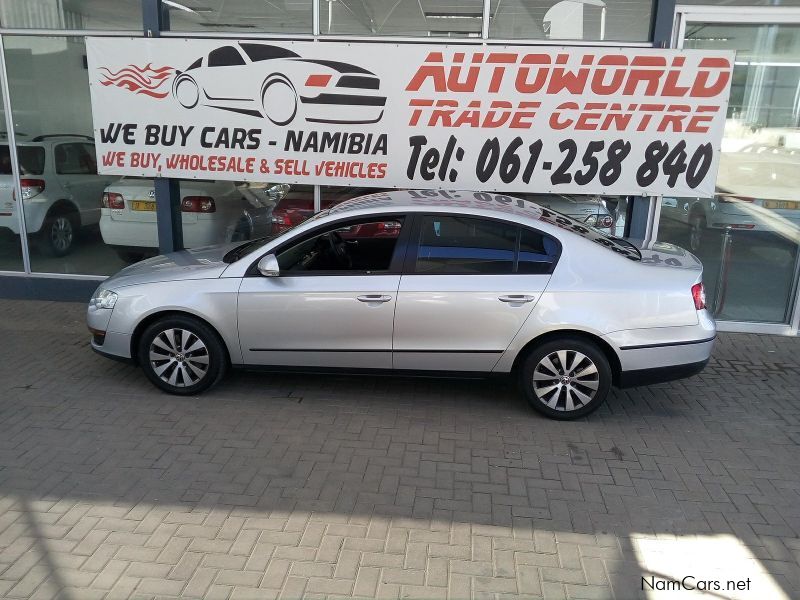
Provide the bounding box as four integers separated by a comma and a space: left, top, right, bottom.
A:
170, 43, 387, 126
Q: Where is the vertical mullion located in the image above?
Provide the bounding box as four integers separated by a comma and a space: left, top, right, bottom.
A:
313, 0, 321, 36
481, 0, 491, 40
0, 34, 32, 274
143, 0, 183, 253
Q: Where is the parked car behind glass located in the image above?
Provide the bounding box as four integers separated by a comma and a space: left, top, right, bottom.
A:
100, 178, 288, 262
661, 144, 800, 252
0, 135, 116, 256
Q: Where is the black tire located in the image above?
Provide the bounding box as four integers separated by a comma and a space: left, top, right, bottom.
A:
519, 337, 612, 420
39, 209, 79, 257
137, 315, 228, 395
115, 250, 146, 264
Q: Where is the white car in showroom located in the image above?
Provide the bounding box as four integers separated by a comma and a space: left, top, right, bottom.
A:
100, 178, 287, 262
0, 135, 116, 256
661, 144, 800, 252
88, 190, 715, 420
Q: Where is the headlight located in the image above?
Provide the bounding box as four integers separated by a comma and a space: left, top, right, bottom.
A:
90, 289, 118, 309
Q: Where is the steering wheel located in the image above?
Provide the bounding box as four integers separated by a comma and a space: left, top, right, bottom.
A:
325, 231, 352, 269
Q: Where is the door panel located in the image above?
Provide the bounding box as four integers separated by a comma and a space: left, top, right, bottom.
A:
393, 274, 550, 371
238, 275, 399, 368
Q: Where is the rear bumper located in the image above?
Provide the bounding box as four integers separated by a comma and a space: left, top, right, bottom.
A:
618, 358, 709, 388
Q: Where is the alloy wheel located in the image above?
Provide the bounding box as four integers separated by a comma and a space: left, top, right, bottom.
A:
51, 216, 73, 253
532, 350, 600, 412
148, 328, 210, 387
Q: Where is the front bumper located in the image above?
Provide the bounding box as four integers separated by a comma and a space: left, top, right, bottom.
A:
87, 303, 133, 361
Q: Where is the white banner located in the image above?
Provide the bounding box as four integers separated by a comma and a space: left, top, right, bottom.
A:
86, 38, 734, 197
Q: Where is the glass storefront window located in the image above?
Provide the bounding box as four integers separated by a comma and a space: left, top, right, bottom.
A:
658, 23, 800, 324
0, 85, 24, 271
3, 36, 125, 275
489, 0, 651, 41
168, 0, 312, 34
321, 0, 484, 37
0, 0, 142, 30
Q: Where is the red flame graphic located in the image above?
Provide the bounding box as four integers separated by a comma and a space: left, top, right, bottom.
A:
98, 63, 174, 99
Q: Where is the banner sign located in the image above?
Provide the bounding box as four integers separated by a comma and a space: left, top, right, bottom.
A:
86, 38, 734, 197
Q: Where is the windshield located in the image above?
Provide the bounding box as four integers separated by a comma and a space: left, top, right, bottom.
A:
223, 209, 331, 263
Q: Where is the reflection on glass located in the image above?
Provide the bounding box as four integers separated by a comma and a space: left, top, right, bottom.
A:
0, 0, 142, 29
0, 94, 25, 271
167, 0, 312, 34
658, 23, 800, 324
489, 0, 650, 41
269, 184, 317, 235
4, 36, 124, 275
321, 0, 484, 37
506, 192, 627, 237
102, 179, 293, 263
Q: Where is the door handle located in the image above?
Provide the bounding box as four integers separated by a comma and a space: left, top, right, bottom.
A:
357, 295, 392, 303
498, 295, 536, 303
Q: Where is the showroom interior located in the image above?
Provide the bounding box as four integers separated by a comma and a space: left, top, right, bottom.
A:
0, 0, 798, 335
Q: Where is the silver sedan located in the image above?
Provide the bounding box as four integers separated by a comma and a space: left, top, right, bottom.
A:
87, 190, 715, 420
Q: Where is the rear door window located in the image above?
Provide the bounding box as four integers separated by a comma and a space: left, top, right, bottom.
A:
55, 143, 96, 174
414, 216, 516, 274
0, 145, 45, 175
411, 215, 561, 275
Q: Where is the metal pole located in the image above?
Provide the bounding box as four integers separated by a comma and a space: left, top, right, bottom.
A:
0, 34, 32, 273
142, 0, 182, 254
713, 226, 733, 316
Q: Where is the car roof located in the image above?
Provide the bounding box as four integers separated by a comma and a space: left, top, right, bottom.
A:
327, 189, 549, 223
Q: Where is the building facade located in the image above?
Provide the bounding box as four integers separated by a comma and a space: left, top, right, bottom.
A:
0, 0, 798, 335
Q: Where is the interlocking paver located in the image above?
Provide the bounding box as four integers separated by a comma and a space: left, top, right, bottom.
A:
0, 299, 799, 598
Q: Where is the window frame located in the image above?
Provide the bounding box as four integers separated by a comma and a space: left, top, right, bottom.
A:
402, 213, 562, 276
246, 212, 413, 277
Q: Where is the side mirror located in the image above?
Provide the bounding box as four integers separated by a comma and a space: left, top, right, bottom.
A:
257, 254, 280, 277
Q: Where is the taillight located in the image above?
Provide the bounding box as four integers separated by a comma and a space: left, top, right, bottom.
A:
691, 283, 706, 310
378, 221, 401, 231
12, 178, 46, 201
102, 192, 125, 209
181, 196, 215, 213
305, 74, 332, 87
718, 194, 755, 203
271, 211, 290, 226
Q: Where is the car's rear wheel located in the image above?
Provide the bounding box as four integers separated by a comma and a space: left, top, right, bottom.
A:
137, 315, 227, 395
40, 209, 78, 257
261, 74, 298, 126
520, 338, 611, 420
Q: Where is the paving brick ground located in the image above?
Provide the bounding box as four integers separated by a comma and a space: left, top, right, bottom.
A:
0, 299, 799, 599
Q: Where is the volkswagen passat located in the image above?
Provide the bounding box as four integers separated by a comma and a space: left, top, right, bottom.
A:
87, 190, 715, 420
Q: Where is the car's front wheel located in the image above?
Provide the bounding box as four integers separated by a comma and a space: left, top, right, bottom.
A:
137, 315, 227, 395
520, 337, 611, 420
